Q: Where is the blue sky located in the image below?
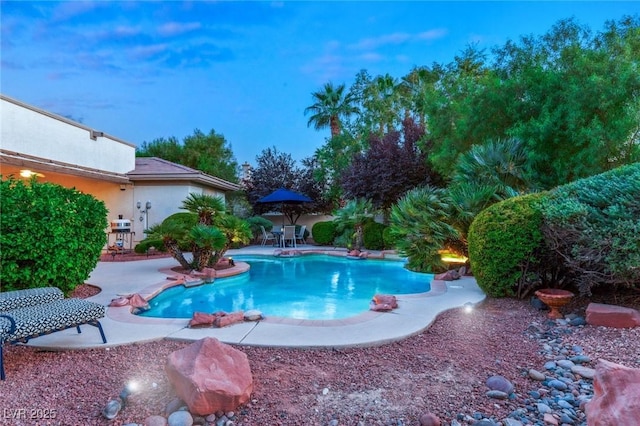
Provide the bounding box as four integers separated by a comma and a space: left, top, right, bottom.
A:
2, 1, 638, 167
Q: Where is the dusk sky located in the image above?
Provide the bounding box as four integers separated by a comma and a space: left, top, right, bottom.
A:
2, 1, 638, 167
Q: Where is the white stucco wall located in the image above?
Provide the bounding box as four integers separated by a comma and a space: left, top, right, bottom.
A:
1, 97, 135, 174
128, 183, 227, 242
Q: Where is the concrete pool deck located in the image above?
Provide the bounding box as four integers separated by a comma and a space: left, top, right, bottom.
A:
26, 245, 486, 350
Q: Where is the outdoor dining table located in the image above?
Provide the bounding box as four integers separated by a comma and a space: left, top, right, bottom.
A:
270, 229, 284, 247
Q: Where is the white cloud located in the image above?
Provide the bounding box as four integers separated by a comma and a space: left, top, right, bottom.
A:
157, 22, 202, 37
417, 28, 448, 41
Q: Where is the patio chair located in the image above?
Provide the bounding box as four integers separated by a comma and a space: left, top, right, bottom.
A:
283, 225, 297, 248
260, 226, 276, 247
295, 225, 307, 245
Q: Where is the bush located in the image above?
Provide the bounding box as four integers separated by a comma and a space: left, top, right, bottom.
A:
312, 221, 336, 245
0, 177, 108, 294
382, 226, 398, 250
468, 193, 545, 298
363, 221, 386, 250
333, 229, 353, 248
245, 216, 275, 241
389, 186, 459, 272
540, 163, 640, 295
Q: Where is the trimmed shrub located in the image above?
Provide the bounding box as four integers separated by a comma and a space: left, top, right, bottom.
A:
540, 163, 640, 295
0, 177, 108, 294
363, 221, 386, 250
468, 193, 545, 298
312, 221, 336, 245
134, 239, 166, 254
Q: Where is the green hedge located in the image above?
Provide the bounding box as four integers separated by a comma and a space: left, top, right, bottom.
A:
0, 177, 108, 294
540, 163, 640, 294
468, 193, 545, 298
312, 221, 336, 245
468, 163, 640, 297
363, 221, 386, 250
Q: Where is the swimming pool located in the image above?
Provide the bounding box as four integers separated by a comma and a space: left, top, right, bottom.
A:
140, 254, 433, 320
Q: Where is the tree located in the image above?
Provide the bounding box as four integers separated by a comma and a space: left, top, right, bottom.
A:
137, 128, 240, 183
340, 118, 439, 217
389, 186, 459, 272
304, 82, 359, 137
491, 16, 640, 187
332, 198, 374, 251
144, 193, 251, 271
244, 147, 331, 224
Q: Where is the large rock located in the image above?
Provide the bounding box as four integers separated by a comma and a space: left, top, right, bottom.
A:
585, 359, 640, 425
586, 303, 640, 328
165, 337, 253, 416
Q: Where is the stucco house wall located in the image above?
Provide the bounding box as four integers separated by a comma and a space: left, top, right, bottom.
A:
1, 95, 135, 175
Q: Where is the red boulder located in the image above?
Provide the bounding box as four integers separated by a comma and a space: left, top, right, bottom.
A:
165, 337, 253, 415
585, 359, 640, 425
586, 303, 640, 328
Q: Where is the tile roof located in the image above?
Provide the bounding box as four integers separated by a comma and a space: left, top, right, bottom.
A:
128, 157, 240, 191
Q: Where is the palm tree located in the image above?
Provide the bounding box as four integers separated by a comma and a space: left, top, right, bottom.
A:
143, 193, 251, 271
362, 74, 400, 134
389, 186, 459, 272
305, 82, 359, 137
333, 198, 374, 251
181, 193, 225, 225
208, 215, 252, 266
145, 218, 194, 270
451, 138, 534, 197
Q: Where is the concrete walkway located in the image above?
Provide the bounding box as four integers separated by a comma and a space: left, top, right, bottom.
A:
27, 246, 486, 350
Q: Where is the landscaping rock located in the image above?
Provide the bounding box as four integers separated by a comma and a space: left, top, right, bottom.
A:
102, 399, 121, 420
214, 311, 244, 328
486, 375, 514, 394
571, 365, 596, 379
144, 415, 168, 426
244, 309, 263, 321
418, 412, 441, 426
585, 303, 640, 328
167, 410, 193, 426
165, 337, 253, 416
585, 359, 640, 425
528, 369, 546, 381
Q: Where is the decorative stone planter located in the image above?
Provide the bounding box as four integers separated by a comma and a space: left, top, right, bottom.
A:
535, 288, 574, 319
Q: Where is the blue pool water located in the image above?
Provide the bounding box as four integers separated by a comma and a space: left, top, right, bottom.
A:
140, 254, 432, 320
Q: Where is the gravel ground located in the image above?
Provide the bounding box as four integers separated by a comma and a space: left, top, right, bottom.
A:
0, 287, 638, 425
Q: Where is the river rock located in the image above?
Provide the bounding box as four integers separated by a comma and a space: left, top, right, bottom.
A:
571, 365, 596, 379
528, 369, 546, 381
418, 412, 441, 426
167, 410, 193, 426
486, 375, 514, 394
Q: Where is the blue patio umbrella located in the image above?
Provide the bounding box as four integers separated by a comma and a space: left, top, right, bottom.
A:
257, 188, 312, 226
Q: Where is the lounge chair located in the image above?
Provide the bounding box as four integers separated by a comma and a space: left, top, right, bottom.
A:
260, 226, 276, 247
